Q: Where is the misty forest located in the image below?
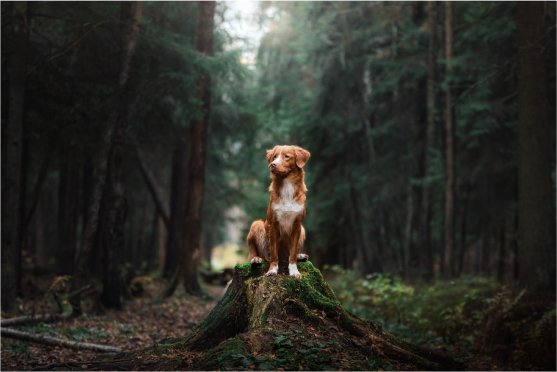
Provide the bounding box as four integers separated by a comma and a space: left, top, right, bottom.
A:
1, 1, 555, 371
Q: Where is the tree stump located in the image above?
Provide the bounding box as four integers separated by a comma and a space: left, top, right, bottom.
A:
94, 262, 460, 371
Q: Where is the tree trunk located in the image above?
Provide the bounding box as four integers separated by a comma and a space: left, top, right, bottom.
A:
57, 145, 79, 275
134, 142, 170, 228
517, 1, 555, 291
35, 195, 48, 269
404, 185, 413, 282
136, 192, 150, 269
418, 0, 438, 281
17, 138, 28, 295
70, 1, 143, 315
458, 182, 471, 275
23, 145, 55, 234
163, 135, 189, 279
100, 2, 140, 310
443, 0, 455, 278
2, 1, 28, 310
167, 1, 215, 297
100, 134, 129, 310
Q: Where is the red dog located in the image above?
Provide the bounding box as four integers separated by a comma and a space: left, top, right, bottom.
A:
247, 145, 310, 279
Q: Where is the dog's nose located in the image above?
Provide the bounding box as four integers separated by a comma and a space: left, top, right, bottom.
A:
271, 162, 277, 168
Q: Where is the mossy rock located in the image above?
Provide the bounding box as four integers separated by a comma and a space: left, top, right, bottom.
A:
90, 262, 460, 371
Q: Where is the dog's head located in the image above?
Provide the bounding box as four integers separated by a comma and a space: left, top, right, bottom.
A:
266, 145, 310, 175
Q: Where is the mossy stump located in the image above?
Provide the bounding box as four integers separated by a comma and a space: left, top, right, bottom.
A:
94, 262, 460, 371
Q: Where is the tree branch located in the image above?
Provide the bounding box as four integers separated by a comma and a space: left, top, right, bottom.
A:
1, 313, 69, 327
1, 328, 121, 353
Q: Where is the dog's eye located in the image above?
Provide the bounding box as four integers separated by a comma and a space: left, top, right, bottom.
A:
285, 155, 289, 158
274, 155, 277, 159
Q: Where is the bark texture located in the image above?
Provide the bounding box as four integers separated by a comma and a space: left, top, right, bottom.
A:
119, 262, 458, 371
134, 142, 170, 229
443, 0, 455, 278
2, 1, 28, 310
169, 1, 216, 296
418, 0, 438, 281
57, 145, 79, 275
70, 1, 143, 315
516, 1, 555, 291
163, 135, 188, 279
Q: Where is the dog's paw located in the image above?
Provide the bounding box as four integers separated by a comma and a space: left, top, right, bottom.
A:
296, 254, 309, 262
290, 272, 302, 280
288, 264, 302, 280
251, 257, 263, 264
264, 266, 278, 277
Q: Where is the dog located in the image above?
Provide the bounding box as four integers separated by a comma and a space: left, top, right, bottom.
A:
247, 145, 310, 279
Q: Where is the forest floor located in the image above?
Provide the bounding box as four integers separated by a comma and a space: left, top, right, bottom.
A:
1, 270, 551, 371
1, 272, 225, 371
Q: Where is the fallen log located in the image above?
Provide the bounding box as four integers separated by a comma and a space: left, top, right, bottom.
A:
1, 328, 121, 353
1, 313, 69, 327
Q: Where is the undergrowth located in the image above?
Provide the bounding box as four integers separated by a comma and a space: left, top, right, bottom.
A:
325, 267, 556, 370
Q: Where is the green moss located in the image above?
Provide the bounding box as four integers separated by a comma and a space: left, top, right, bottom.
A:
194, 338, 248, 370
234, 262, 270, 278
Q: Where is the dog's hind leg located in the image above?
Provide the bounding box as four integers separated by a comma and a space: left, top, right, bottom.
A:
247, 220, 268, 264
296, 226, 309, 262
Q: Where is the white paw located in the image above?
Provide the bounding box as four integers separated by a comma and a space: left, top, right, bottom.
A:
289, 263, 302, 280
297, 254, 309, 262
251, 257, 263, 264
264, 266, 278, 277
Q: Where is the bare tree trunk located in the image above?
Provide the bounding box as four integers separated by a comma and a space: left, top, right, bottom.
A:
100, 125, 129, 309
134, 142, 170, 228
2, 1, 28, 310
22, 145, 55, 233
404, 185, 414, 282
167, 1, 215, 297
35, 195, 48, 269
443, 1, 455, 278
70, 1, 143, 315
517, 1, 555, 291
418, 1, 438, 281
407, 1, 427, 282
100, 2, 141, 310
136, 192, 149, 268
17, 138, 28, 294
458, 182, 470, 275
164, 135, 189, 279
57, 145, 79, 275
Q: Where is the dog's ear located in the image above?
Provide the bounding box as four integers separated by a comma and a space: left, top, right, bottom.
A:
266, 146, 277, 163
294, 146, 310, 168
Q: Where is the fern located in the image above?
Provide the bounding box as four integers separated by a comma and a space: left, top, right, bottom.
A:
532, 308, 556, 338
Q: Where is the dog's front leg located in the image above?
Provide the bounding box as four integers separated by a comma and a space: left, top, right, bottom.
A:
264, 224, 279, 277
288, 224, 303, 279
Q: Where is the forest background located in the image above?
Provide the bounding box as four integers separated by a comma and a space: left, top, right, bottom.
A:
1, 1, 556, 370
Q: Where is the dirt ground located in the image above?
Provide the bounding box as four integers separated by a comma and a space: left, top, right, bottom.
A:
1, 272, 226, 371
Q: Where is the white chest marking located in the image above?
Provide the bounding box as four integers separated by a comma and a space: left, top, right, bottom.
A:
273, 180, 304, 236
